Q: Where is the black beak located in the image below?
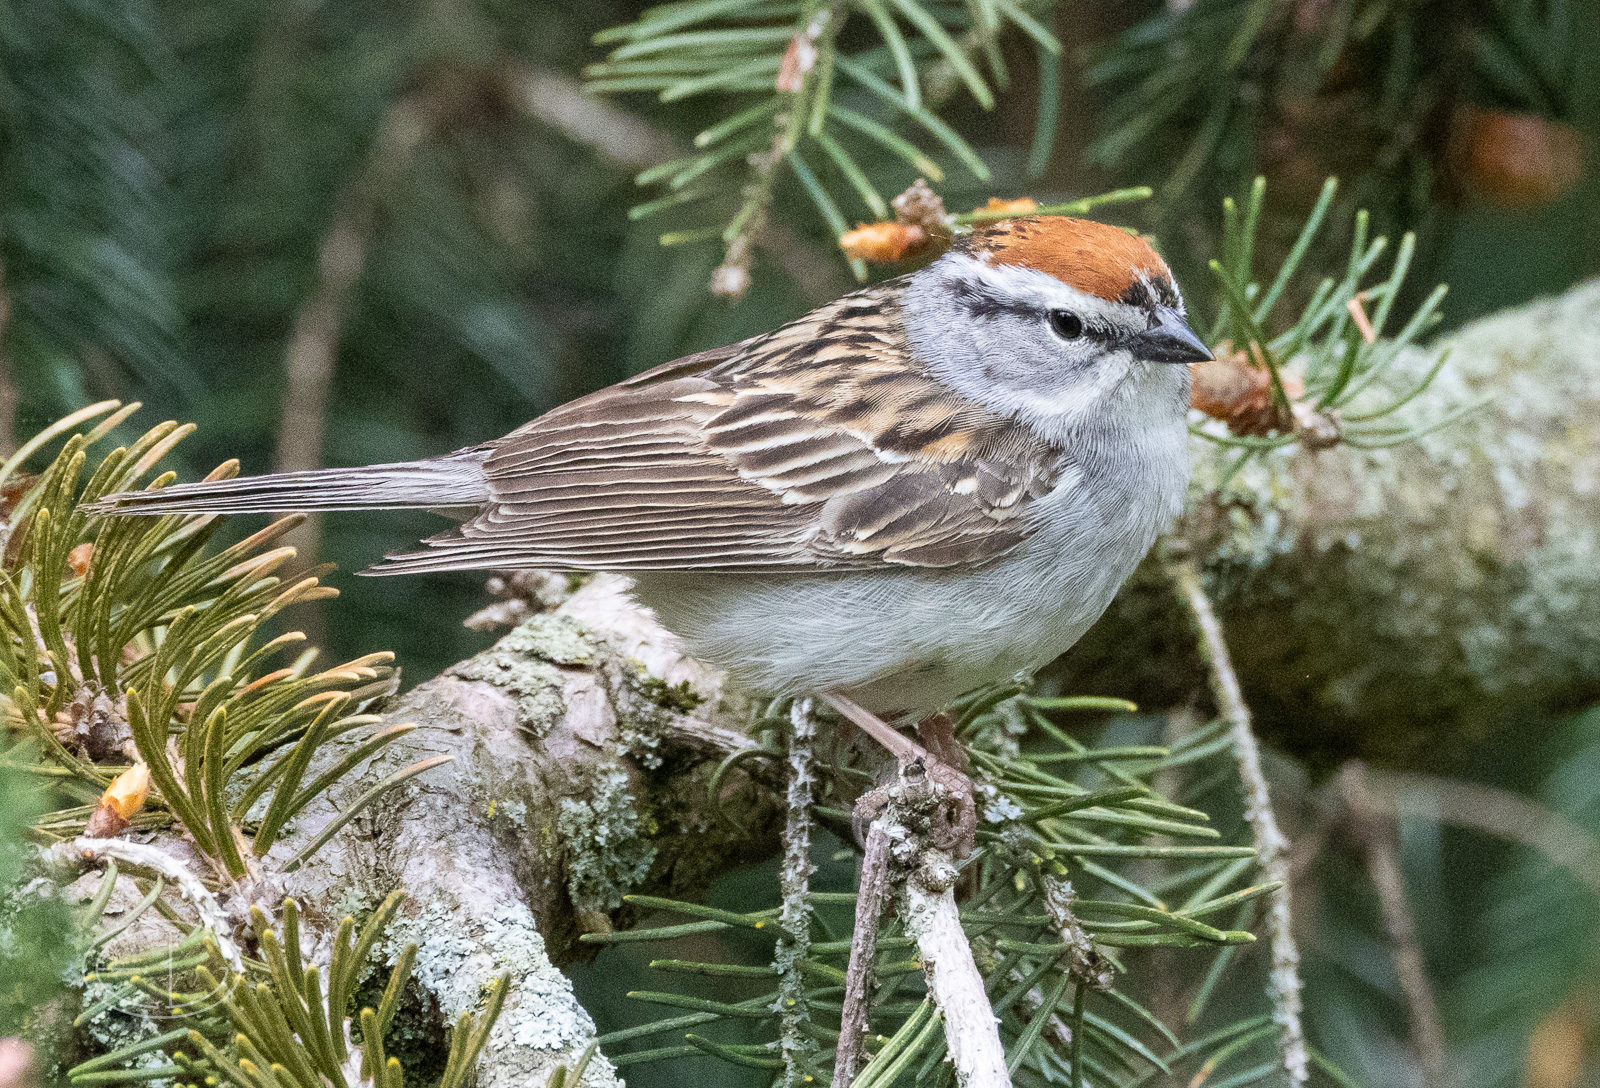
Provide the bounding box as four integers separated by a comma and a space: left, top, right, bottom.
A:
1129, 308, 1212, 364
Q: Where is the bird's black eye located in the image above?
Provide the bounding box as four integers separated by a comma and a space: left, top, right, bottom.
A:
1048, 310, 1083, 340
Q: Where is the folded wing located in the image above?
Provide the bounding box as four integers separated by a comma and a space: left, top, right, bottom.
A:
368, 291, 1065, 575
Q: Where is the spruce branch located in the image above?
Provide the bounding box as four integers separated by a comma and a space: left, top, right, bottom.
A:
43, 836, 245, 972
3, 412, 439, 879
1169, 553, 1308, 1087
587, 0, 1056, 294
275, 81, 453, 588
1189, 176, 1466, 467
171, 894, 511, 1088
1088, 0, 1582, 217
502, 64, 848, 303
712, 3, 848, 298
776, 696, 820, 1086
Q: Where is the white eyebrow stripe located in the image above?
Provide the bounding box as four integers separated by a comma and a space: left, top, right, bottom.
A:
942, 254, 1150, 331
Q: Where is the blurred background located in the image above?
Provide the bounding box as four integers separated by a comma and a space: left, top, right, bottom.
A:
3, 0, 1600, 1085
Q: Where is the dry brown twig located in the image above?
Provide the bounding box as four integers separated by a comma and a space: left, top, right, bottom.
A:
833, 814, 893, 1088
1340, 762, 1448, 1088
827, 696, 1006, 1088
275, 84, 453, 587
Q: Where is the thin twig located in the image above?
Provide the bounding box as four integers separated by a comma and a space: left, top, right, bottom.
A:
1014, 978, 1077, 1060
275, 86, 446, 580
1366, 769, 1600, 899
834, 815, 892, 1088
777, 697, 820, 1086
1170, 554, 1308, 1085
1340, 763, 1447, 1088
1039, 876, 1114, 990
43, 837, 246, 971
0, 258, 14, 459
502, 64, 846, 303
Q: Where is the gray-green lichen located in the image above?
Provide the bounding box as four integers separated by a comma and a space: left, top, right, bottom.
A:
383, 897, 621, 1087
75, 980, 166, 1065
452, 615, 599, 737
556, 767, 657, 914
1066, 278, 1600, 766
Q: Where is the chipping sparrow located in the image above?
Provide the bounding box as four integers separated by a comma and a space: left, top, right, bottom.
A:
98, 216, 1209, 746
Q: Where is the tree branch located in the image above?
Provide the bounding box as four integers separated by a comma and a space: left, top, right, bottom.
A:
777, 697, 820, 1086
1170, 553, 1308, 1086
1062, 280, 1600, 767
69, 575, 784, 1087
1340, 762, 1448, 1088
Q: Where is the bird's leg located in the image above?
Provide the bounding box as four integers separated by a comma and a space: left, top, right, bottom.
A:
822, 693, 976, 858
913, 711, 969, 773
825, 696, 992, 1088
820, 691, 929, 766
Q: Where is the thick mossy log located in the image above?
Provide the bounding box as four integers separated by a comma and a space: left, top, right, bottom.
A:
1062, 279, 1600, 768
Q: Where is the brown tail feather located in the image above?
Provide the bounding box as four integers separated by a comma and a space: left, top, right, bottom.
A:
90, 448, 492, 517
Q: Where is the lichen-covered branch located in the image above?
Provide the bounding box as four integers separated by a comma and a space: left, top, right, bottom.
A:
1038, 876, 1113, 991
904, 869, 1008, 1088
776, 698, 819, 1086
1171, 554, 1308, 1086
1063, 279, 1600, 767
70, 575, 784, 1087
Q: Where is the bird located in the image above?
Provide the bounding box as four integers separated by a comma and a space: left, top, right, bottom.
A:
95, 215, 1209, 758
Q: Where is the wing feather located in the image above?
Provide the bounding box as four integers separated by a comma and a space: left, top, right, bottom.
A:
369, 287, 1064, 576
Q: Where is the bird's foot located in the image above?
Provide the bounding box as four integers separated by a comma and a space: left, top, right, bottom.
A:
822, 693, 977, 858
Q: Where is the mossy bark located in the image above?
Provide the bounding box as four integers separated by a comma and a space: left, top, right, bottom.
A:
64, 576, 783, 1088
1060, 278, 1600, 769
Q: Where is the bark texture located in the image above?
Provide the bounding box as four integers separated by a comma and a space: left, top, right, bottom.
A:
1061, 278, 1600, 767
68, 576, 782, 1087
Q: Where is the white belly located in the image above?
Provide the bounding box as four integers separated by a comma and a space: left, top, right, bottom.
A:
630, 444, 1181, 715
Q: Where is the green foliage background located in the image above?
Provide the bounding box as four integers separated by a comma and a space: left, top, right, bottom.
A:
0, 748, 74, 1040
5, 1, 1600, 1086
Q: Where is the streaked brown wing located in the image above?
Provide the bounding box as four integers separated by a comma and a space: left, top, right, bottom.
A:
373, 289, 1065, 574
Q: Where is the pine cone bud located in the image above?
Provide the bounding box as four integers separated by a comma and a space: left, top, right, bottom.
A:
84, 761, 151, 838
